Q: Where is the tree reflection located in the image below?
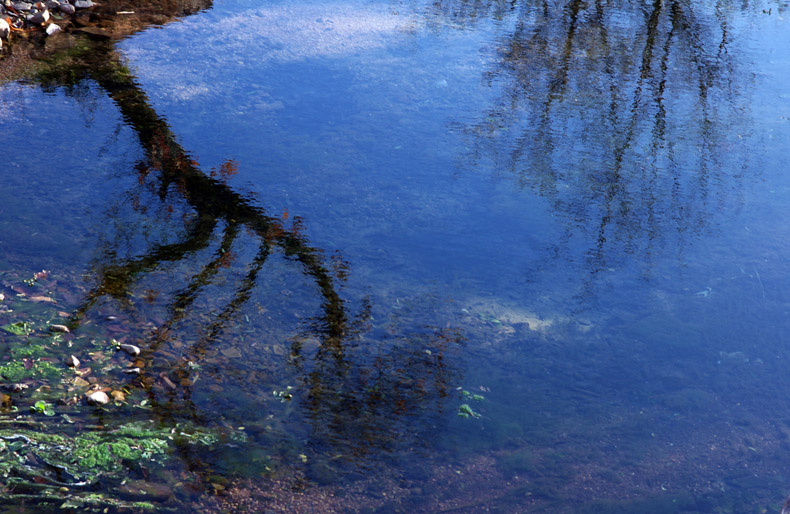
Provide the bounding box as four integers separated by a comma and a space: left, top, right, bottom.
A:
451, 0, 749, 291
1, 2, 461, 489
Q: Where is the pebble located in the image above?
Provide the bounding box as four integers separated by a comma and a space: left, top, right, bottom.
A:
72, 376, 90, 387
49, 324, 70, 333
121, 367, 141, 375
29, 9, 50, 25
0, 0, 95, 44
118, 343, 141, 356
65, 355, 80, 367
86, 390, 110, 406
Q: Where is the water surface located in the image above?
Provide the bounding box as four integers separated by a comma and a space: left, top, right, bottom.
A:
2, 0, 790, 511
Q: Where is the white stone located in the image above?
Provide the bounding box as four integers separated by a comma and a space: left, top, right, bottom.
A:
46, 23, 61, 35
0, 18, 10, 39
119, 343, 141, 356
86, 391, 110, 406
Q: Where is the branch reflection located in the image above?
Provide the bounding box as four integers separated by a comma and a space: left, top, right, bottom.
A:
11, 3, 460, 483
452, 0, 749, 297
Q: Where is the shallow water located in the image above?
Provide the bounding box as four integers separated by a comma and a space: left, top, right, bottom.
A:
2, 0, 790, 511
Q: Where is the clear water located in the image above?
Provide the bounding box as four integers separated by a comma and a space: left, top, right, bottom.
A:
2, 0, 790, 511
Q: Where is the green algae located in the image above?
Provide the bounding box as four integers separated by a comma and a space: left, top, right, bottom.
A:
0, 358, 63, 382
0, 420, 231, 483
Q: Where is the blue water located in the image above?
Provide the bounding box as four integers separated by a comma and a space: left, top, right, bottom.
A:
3, 0, 790, 511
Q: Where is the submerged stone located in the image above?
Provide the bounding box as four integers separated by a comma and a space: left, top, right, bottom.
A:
2, 383, 28, 392
117, 480, 173, 502
49, 324, 70, 333
86, 390, 110, 405
72, 376, 90, 387
119, 343, 141, 356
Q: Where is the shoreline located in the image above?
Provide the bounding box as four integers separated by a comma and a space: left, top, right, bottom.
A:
0, 0, 212, 56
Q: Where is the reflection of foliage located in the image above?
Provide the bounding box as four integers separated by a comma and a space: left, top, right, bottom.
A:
209, 159, 239, 183
456, 0, 749, 279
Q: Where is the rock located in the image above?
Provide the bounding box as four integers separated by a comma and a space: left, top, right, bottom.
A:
121, 367, 141, 374
13, 1, 32, 10
118, 343, 140, 356
110, 390, 125, 401
65, 355, 80, 367
117, 480, 173, 502
73, 0, 92, 8
72, 376, 90, 387
44, 0, 57, 7
29, 9, 49, 24
0, 18, 9, 39
49, 324, 70, 333
46, 23, 61, 36
30, 295, 56, 303
58, 2, 73, 13
86, 391, 110, 406
159, 374, 177, 390
2, 383, 28, 393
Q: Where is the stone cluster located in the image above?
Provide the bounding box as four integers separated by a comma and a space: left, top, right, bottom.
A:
0, 0, 95, 49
